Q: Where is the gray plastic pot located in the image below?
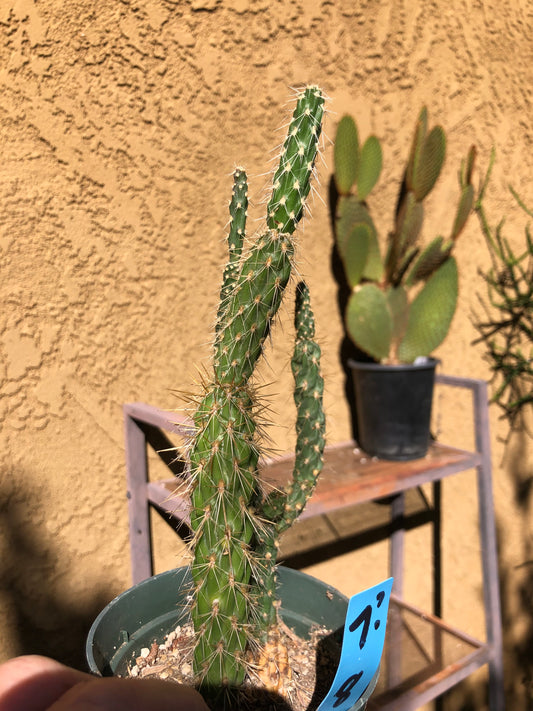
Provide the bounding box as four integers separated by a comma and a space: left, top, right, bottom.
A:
86, 565, 379, 710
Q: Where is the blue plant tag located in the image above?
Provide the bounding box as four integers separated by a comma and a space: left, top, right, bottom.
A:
317, 578, 393, 711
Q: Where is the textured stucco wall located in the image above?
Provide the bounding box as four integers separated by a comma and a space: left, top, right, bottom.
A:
1, 1, 532, 708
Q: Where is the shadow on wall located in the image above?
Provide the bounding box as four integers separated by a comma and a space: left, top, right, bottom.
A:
505, 426, 533, 708
327, 175, 375, 443
0, 469, 113, 669
444, 428, 533, 711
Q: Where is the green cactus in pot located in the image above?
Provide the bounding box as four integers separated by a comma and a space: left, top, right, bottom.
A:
188, 86, 326, 707
333, 107, 476, 364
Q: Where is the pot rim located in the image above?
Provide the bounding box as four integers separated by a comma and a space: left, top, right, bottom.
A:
85, 565, 377, 711
85, 565, 350, 673
347, 356, 440, 373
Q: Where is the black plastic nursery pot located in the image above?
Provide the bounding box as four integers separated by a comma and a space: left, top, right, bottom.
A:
348, 357, 438, 461
86, 565, 379, 710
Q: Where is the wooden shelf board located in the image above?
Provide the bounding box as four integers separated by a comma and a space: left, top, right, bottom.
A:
260, 441, 481, 515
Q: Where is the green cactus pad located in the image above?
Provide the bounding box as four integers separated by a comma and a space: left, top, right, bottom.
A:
343, 223, 371, 288
357, 135, 382, 201
386, 286, 409, 345
362, 230, 385, 281
451, 183, 474, 240
335, 196, 374, 255
396, 192, 424, 254
334, 105, 474, 364
450, 145, 476, 240
398, 256, 458, 362
387, 192, 425, 284
462, 144, 477, 186
412, 124, 446, 201
336, 196, 383, 282
405, 236, 450, 285
345, 284, 392, 362
334, 115, 359, 194
406, 107, 428, 192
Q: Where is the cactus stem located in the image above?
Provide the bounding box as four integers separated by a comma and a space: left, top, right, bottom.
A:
189, 88, 325, 698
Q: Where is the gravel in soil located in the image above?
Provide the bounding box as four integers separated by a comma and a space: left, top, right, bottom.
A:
126, 620, 342, 711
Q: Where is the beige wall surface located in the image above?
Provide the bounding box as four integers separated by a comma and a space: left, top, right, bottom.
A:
1, 0, 532, 708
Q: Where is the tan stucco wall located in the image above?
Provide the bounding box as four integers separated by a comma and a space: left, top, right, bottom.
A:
1, 1, 532, 708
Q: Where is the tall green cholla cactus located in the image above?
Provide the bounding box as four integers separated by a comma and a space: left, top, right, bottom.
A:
188, 86, 326, 706
333, 107, 476, 363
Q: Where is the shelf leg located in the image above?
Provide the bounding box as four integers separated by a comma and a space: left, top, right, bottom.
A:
432, 480, 444, 707
390, 492, 405, 596
124, 408, 154, 584
388, 493, 405, 688
473, 382, 505, 711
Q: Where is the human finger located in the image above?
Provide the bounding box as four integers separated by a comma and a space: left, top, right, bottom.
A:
47, 675, 210, 711
0, 655, 91, 711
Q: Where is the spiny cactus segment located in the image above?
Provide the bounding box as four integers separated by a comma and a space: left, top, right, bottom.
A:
216, 169, 248, 333
333, 107, 476, 363
188, 87, 326, 705
253, 282, 325, 634
214, 230, 294, 385
267, 87, 324, 234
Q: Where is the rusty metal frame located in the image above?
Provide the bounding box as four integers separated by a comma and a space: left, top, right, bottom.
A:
122, 375, 504, 711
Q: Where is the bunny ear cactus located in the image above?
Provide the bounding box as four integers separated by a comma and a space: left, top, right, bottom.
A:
333, 107, 476, 364
188, 86, 326, 708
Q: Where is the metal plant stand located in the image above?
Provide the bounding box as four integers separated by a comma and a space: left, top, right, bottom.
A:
123, 374, 504, 711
